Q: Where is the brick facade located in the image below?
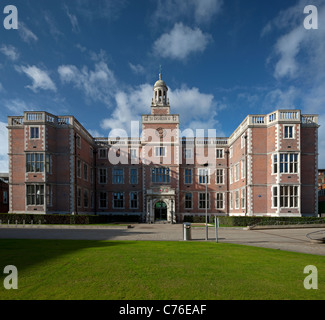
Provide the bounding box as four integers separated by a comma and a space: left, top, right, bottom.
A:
7, 76, 320, 221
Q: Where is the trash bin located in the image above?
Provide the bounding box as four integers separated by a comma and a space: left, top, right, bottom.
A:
183, 223, 192, 241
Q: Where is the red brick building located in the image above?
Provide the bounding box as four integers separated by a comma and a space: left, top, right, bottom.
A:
7, 75, 320, 221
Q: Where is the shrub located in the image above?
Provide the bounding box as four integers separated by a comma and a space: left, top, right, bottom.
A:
183, 215, 325, 227
0, 213, 141, 225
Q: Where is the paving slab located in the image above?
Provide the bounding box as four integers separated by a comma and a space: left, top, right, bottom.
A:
0, 224, 324, 256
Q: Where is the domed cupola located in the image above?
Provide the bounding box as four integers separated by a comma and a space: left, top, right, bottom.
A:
153, 70, 168, 106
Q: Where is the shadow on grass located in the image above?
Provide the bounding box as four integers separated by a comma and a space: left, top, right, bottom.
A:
0, 228, 155, 274
0, 237, 140, 276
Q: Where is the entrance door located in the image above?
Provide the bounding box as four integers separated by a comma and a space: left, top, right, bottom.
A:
155, 201, 167, 221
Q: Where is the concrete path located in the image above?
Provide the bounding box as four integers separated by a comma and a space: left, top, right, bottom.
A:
0, 224, 324, 256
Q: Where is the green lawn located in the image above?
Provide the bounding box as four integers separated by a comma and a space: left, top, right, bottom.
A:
0, 239, 324, 300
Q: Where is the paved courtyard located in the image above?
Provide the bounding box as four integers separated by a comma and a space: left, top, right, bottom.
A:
0, 224, 324, 256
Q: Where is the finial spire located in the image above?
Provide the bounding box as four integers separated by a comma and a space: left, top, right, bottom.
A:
159, 64, 162, 80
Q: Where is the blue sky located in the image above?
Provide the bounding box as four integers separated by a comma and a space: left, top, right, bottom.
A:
0, 0, 324, 171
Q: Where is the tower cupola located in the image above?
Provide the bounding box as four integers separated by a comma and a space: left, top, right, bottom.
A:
153, 69, 168, 106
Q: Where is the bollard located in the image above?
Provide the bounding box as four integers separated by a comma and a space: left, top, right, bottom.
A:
15, 220, 18, 227
215, 217, 219, 243
183, 223, 192, 241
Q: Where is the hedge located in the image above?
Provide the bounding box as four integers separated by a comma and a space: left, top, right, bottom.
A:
1, 213, 324, 227
183, 215, 325, 227
0, 213, 141, 225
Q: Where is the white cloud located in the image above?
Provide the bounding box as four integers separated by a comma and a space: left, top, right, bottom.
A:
0, 44, 19, 61
64, 5, 80, 33
2, 98, 32, 115
74, 0, 127, 21
16, 65, 57, 93
262, 86, 299, 110
87, 129, 103, 138
273, 27, 305, 79
129, 63, 145, 74
58, 60, 117, 105
18, 22, 38, 43
264, 0, 325, 168
152, 0, 223, 25
44, 12, 63, 40
153, 23, 212, 60
100, 84, 152, 133
100, 82, 225, 137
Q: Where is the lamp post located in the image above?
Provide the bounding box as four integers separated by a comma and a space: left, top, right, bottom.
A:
171, 199, 174, 224
204, 163, 209, 241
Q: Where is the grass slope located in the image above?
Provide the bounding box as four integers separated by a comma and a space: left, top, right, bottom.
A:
0, 239, 324, 300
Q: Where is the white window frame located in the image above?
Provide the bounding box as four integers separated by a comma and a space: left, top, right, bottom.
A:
99, 168, 107, 184
235, 163, 239, 182
184, 148, 193, 160
272, 154, 278, 175
198, 168, 210, 185
130, 192, 139, 209
216, 148, 224, 159
241, 188, 245, 209
284, 125, 294, 139
279, 153, 298, 174
184, 193, 193, 209
155, 146, 167, 157
130, 148, 138, 162
130, 168, 138, 185
30, 126, 40, 140
216, 169, 224, 185
241, 134, 246, 149
272, 186, 278, 209
113, 168, 124, 184
279, 185, 299, 208
184, 168, 192, 185
99, 191, 108, 209
113, 192, 124, 209
199, 192, 210, 209
216, 192, 224, 210
152, 167, 170, 184
230, 192, 233, 210
235, 190, 240, 209
230, 166, 233, 185
241, 159, 245, 179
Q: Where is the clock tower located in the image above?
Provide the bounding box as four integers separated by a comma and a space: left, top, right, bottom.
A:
141, 71, 180, 223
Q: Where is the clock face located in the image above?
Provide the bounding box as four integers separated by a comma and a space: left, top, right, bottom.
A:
155, 127, 167, 138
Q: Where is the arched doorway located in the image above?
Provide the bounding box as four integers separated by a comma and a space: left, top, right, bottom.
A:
154, 201, 167, 221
